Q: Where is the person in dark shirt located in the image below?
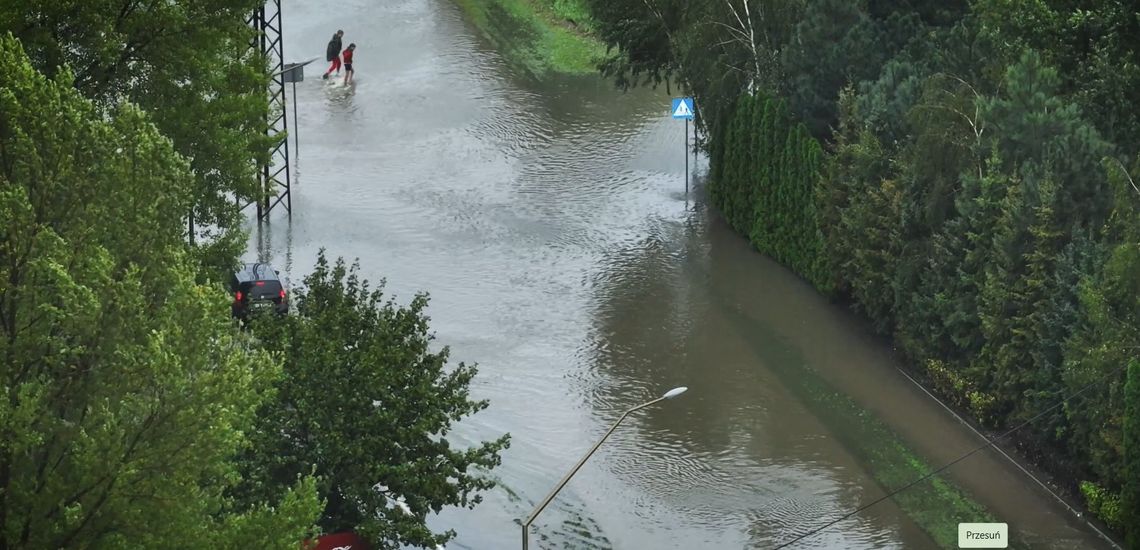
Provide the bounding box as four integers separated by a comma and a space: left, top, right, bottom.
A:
322, 30, 344, 79
342, 43, 356, 85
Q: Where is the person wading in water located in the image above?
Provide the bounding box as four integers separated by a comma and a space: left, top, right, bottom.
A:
342, 43, 356, 85
322, 30, 344, 79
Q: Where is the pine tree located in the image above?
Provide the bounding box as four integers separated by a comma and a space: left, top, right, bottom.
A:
1028, 227, 1099, 445
1063, 156, 1140, 494
718, 99, 746, 231
977, 172, 1066, 425
981, 50, 1112, 228
730, 97, 754, 233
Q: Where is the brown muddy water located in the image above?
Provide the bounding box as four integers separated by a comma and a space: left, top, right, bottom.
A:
245, 0, 1115, 548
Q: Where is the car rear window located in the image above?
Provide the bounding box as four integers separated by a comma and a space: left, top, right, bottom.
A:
240, 280, 282, 299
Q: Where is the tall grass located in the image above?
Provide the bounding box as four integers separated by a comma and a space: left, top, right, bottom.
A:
453, 0, 606, 76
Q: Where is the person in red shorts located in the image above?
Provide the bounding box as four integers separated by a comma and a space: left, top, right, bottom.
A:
342, 43, 356, 85
322, 30, 344, 79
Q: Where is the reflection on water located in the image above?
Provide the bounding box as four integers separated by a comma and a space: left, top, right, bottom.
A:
242, 0, 1113, 548
579, 195, 922, 549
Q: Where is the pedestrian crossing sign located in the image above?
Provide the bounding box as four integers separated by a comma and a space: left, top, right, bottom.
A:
671, 97, 694, 119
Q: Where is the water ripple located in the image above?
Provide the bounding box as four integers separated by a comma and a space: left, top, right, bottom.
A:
269, 1, 942, 549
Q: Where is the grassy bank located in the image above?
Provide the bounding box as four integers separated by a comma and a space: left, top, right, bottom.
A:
452, 0, 606, 76
721, 302, 1004, 548
795, 369, 1000, 548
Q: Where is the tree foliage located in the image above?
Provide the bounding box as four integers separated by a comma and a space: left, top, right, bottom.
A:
1062, 157, 1140, 489
588, 0, 1140, 535
0, 35, 319, 548
972, 0, 1140, 159
1124, 358, 1140, 548
0, 0, 277, 271
709, 93, 828, 289
586, 0, 804, 143
241, 253, 510, 550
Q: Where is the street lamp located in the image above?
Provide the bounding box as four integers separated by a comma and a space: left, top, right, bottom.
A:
521, 386, 689, 550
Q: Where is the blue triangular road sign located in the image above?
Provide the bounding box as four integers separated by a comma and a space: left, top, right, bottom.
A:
671, 97, 694, 119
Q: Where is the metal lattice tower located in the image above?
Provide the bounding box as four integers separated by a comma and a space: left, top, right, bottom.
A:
246, 0, 291, 221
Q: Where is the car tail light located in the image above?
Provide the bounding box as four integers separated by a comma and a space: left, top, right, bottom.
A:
235, 290, 243, 302
279, 289, 286, 299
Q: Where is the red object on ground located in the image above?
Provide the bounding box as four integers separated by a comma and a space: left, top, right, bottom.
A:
302, 531, 371, 550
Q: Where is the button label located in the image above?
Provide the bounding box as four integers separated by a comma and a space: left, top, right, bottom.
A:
958, 523, 1008, 548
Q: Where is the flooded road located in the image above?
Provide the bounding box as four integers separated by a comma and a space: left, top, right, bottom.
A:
248, 0, 1115, 548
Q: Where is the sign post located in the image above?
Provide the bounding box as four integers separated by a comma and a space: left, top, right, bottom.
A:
277, 57, 319, 162
671, 97, 695, 193
281, 62, 304, 157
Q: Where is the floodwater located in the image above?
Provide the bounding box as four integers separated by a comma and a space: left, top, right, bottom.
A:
246, 0, 1116, 548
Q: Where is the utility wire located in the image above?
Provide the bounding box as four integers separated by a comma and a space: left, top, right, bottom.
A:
772, 363, 1128, 550
893, 366, 1121, 549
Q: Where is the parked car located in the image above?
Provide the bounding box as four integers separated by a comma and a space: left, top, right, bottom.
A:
229, 262, 288, 320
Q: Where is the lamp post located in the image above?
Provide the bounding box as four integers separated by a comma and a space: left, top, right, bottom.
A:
521, 386, 689, 550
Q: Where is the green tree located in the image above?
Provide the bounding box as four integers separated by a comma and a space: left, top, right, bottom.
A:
1124, 358, 1140, 548
241, 253, 510, 550
780, 0, 882, 138
588, 0, 803, 144
1029, 226, 1100, 445
891, 50, 1110, 423
589, 0, 1140, 536
586, 0, 685, 90
1, 0, 278, 271
709, 93, 827, 288
717, 95, 753, 233
972, 0, 1140, 158
867, 0, 967, 25
974, 172, 1068, 426
894, 165, 996, 377
0, 35, 318, 548
1063, 157, 1140, 494
837, 160, 902, 332
979, 50, 1112, 227
854, 56, 930, 147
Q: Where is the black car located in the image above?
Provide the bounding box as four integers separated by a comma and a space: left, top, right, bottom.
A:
230, 262, 288, 319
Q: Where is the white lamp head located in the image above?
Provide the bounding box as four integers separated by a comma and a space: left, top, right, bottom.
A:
662, 386, 688, 400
